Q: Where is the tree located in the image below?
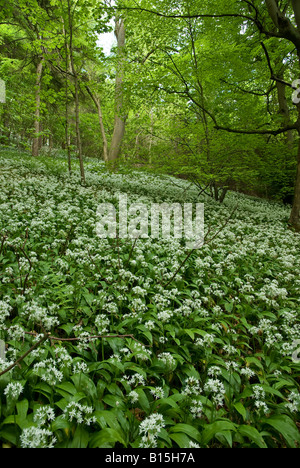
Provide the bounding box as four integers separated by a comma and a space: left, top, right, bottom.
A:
32, 56, 44, 157
114, 0, 300, 230
108, 16, 127, 161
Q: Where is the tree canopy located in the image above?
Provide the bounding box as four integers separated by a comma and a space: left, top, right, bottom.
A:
1, 0, 300, 229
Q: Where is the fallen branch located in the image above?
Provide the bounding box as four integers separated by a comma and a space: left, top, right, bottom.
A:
0, 329, 152, 378
0, 333, 49, 377
23, 330, 151, 347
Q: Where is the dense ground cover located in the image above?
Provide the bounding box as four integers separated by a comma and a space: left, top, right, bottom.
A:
0, 150, 299, 448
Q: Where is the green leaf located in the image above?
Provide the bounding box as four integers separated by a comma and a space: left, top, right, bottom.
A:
71, 374, 97, 400
260, 384, 284, 399
170, 424, 201, 443
233, 402, 247, 421
136, 325, 153, 344
70, 426, 90, 448
103, 394, 125, 409
16, 399, 29, 428
33, 382, 53, 399
56, 382, 77, 397
135, 387, 150, 412
184, 329, 194, 340
94, 410, 121, 431
0, 428, 18, 446
51, 415, 70, 432
201, 420, 237, 446
238, 425, 267, 448
215, 430, 233, 448
169, 432, 194, 448
262, 415, 300, 448
89, 428, 126, 448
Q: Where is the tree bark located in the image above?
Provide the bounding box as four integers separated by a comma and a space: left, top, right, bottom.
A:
62, 16, 72, 174
73, 73, 85, 181
265, 0, 279, 28
32, 58, 44, 157
85, 85, 109, 161
292, 0, 300, 31
108, 18, 127, 161
67, 0, 85, 183
276, 72, 294, 148
289, 133, 300, 231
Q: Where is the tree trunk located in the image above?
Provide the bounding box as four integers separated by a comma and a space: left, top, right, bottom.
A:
73, 74, 85, 182
289, 133, 300, 231
62, 17, 72, 175
85, 85, 108, 161
265, 0, 279, 27
264, 0, 300, 231
108, 18, 127, 161
67, 0, 85, 183
292, 0, 300, 31
289, 41, 300, 231
276, 74, 294, 148
32, 58, 44, 157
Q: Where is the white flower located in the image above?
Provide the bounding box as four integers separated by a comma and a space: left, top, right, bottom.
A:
159, 336, 168, 344
7, 325, 25, 340
128, 390, 139, 404
207, 366, 222, 377
182, 377, 202, 397
21, 300, 59, 331
132, 342, 152, 361
157, 352, 176, 368
157, 310, 173, 323
150, 387, 165, 400
20, 427, 57, 448
189, 441, 201, 448
240, 367, 255, 379
122, 372, 146, 387
285, 391, 300, 413
33, 406, 56, 425
254, 400, 269, 414
204, 378, 226, 406
145, 320, 155, 330
63, 401, 96, 426
252, 385, 269, 414
223, 345, 238, 356
4, 382, 24, 400
95, 314, 110, 334
252, 385, 265, 400
195, 333, 215, 347
55, 346, 73, 368
72, 361, 88, 374
190, 399, 203, 419
0, 300, 12, 329
33, 359, 64, 386
139, 413, 165, 448
225, 360, 239, 371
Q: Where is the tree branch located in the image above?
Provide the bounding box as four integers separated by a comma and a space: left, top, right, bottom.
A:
214, 123, 298, 135
220, 78, 276, 96
261, 41, 294, 88
0, 334, 49, 377
113, 5, 256, 22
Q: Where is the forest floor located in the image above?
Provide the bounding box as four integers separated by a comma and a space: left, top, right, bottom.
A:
0, 149, 299, 448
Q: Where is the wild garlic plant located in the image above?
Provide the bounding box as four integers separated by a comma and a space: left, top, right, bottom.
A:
0, 152, 299, 448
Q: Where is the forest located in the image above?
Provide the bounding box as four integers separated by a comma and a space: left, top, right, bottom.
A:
0, 0, 299, 449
